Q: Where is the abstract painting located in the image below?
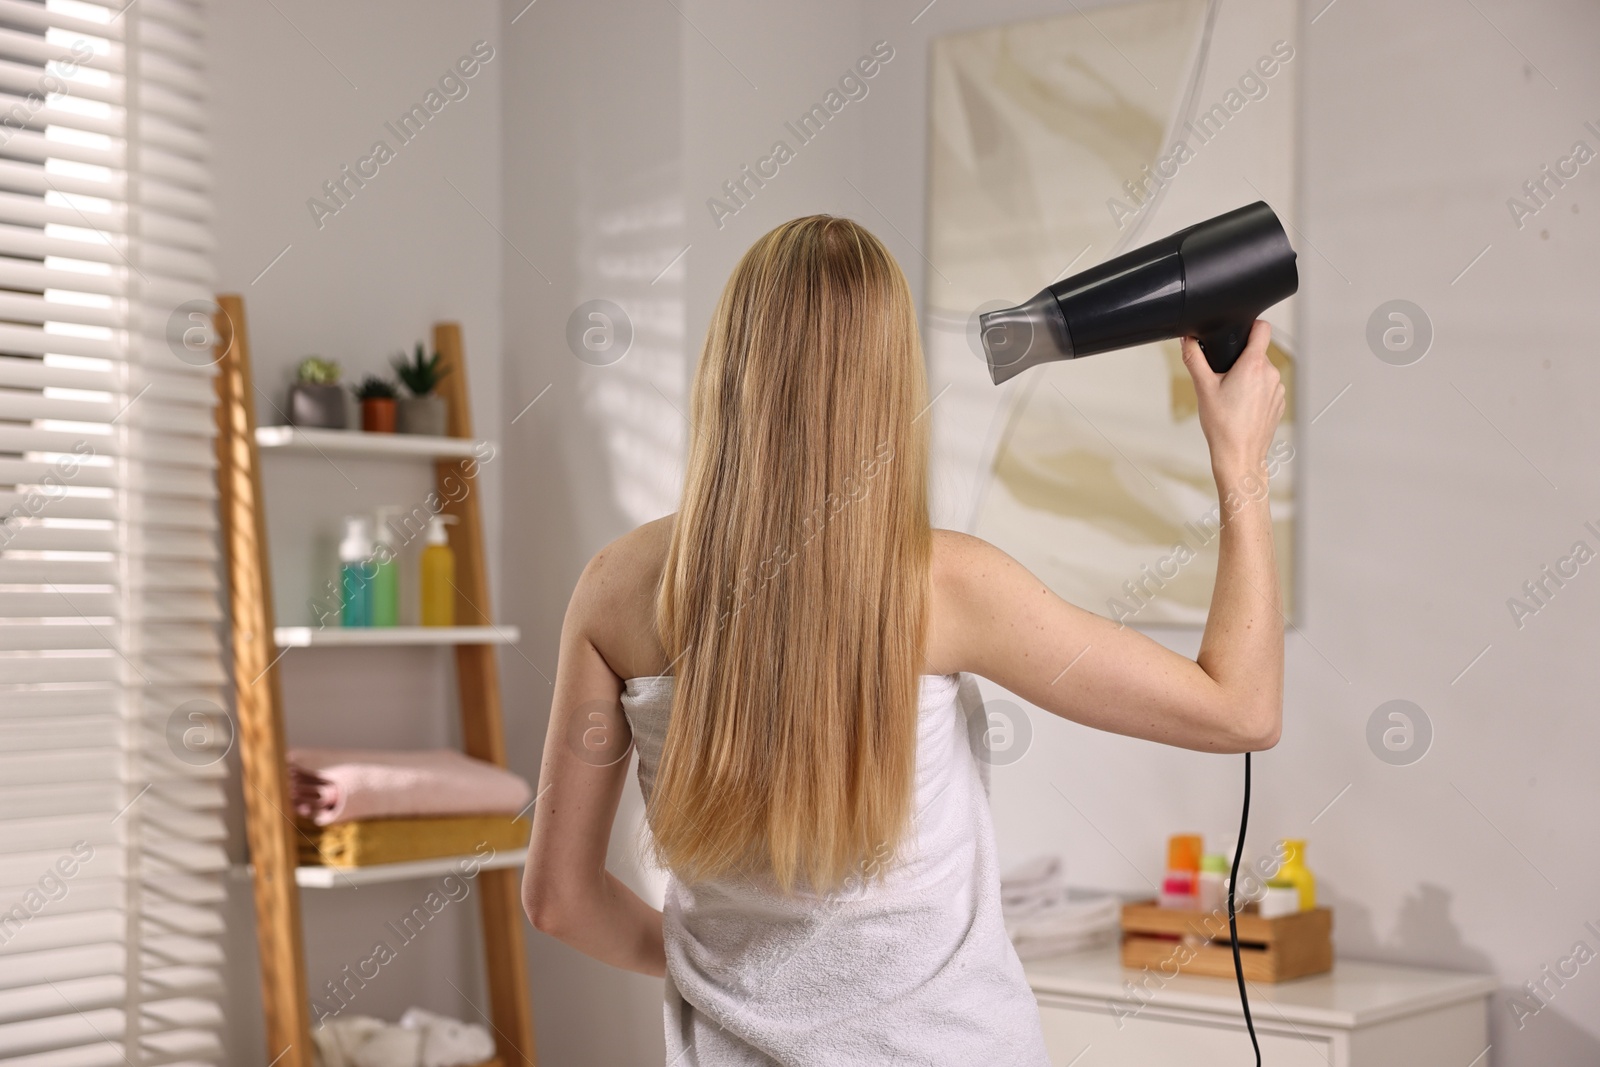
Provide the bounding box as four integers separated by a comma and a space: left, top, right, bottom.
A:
923, 0, 1299, 625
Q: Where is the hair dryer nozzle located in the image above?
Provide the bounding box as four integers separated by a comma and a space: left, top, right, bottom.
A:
978, 288, 1074, 385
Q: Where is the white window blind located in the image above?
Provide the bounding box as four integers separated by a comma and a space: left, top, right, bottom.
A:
0, 0, 226, 1065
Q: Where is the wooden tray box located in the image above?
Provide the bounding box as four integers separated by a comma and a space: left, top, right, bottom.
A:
1120, 899, 1333, 982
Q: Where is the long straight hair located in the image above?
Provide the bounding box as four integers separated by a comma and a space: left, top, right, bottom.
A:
651, 215, 932, 896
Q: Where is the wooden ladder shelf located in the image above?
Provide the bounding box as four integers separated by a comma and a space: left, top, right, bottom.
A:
212, 294, 536, 1067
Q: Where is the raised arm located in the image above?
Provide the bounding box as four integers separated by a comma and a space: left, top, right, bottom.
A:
933, 320, 1286, 752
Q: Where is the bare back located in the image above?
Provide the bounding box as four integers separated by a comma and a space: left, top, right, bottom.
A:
580, 514, 970, 681
575, 513, 1276, 753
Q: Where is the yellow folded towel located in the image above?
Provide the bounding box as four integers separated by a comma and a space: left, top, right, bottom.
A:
297, 814, 529, 869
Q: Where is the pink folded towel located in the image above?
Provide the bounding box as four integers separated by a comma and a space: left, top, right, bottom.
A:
287, 747, 534, 826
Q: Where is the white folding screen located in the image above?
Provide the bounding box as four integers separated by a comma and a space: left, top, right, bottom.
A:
0, 0, 226, 1065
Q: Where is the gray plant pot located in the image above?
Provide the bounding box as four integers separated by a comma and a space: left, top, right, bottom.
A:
397, 394, 449, 436
288, 382, 348, 429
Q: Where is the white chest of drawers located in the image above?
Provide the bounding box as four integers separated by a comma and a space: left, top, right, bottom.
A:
1024, 948, 1496, 1066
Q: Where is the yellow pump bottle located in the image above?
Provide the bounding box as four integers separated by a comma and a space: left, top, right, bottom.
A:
1277, 838, 1316, 911
420, 514, 458, 626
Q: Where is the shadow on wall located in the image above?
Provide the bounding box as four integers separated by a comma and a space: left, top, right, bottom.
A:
1324, 881, 1600, 1063
1493, 1001, 1600, 1065
504, 154, 686, 1067
1326, 881, 1496, 973
570, 154, 688, 527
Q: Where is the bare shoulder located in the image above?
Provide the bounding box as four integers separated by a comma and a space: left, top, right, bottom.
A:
931, 527, 1007, 577
926, 528, 1034, 674
930, 528, 1028, 600
569, 513, 674, 680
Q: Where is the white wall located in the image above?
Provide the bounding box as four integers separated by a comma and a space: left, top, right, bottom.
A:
209, 1, 504, 1061
494, 0, 682, 1061
853, 1, 1600, 1064
1290, 3, 1600, 1059
211, 0, 1600, 1063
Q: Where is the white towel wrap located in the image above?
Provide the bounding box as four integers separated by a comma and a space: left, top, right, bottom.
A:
621, 671, 1052, 1067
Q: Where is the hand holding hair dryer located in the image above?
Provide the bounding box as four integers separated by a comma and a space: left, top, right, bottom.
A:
978, 200, 1299, 382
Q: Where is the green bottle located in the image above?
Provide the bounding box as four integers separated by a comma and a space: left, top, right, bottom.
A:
369, 507, 400, 627
338, 516, 372, 627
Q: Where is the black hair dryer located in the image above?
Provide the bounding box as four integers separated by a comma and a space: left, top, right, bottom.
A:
979, 201, 1298, 383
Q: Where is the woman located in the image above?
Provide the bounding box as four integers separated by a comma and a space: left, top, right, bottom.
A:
523, 215, 1284, 1065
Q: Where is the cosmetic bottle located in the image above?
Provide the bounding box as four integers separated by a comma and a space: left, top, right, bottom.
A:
1259, 880, 1300, 919
1197, 852, 1229, 913
338, 516, 372, 627
421, 514, 458, 626
1277, 838, 1316, 911
369, 507, 400, 627
1159, 833, 1202, 909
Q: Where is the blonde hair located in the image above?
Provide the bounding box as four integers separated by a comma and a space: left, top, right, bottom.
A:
651, 215, 932, 896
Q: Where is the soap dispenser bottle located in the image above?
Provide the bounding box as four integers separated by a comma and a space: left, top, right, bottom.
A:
1277, 838, 1316, 911
420, 513, 458, 626
369, 507, 401, 627
338, 515, 373, 627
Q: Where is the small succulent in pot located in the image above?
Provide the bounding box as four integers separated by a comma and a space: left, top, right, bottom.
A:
288, 356, 347, 429
297, 356, 341, 385
354, 375, 397, 400
354, 375, 399, 433
393, 342, 451, 436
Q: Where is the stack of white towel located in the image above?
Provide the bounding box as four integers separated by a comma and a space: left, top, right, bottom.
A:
999, 854, 1120, 961
312, 1007, 494, 1067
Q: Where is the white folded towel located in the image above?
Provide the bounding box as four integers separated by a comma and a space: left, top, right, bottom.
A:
311, 1009, 494, 1067
401, 1007, 496, 1067
353, 1026, 421, 1067
1000, 853, 1121, 961
311, 1015, 382, 1067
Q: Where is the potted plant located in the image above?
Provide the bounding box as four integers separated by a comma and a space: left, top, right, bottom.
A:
289, 357, 347, 429
354, 375, 399, 433
393, 342, 451, 436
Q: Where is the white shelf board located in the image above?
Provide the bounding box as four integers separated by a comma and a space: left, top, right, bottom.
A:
273, 625, 520, 648
296, 849, 526, 889
229, 849, 527, 888
256, 424, 491, 459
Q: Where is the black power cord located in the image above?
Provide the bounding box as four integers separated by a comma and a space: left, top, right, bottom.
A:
1227, 752, 1261, 1065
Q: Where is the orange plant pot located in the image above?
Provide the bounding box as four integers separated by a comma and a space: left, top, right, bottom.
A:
361, 397, 397, 433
